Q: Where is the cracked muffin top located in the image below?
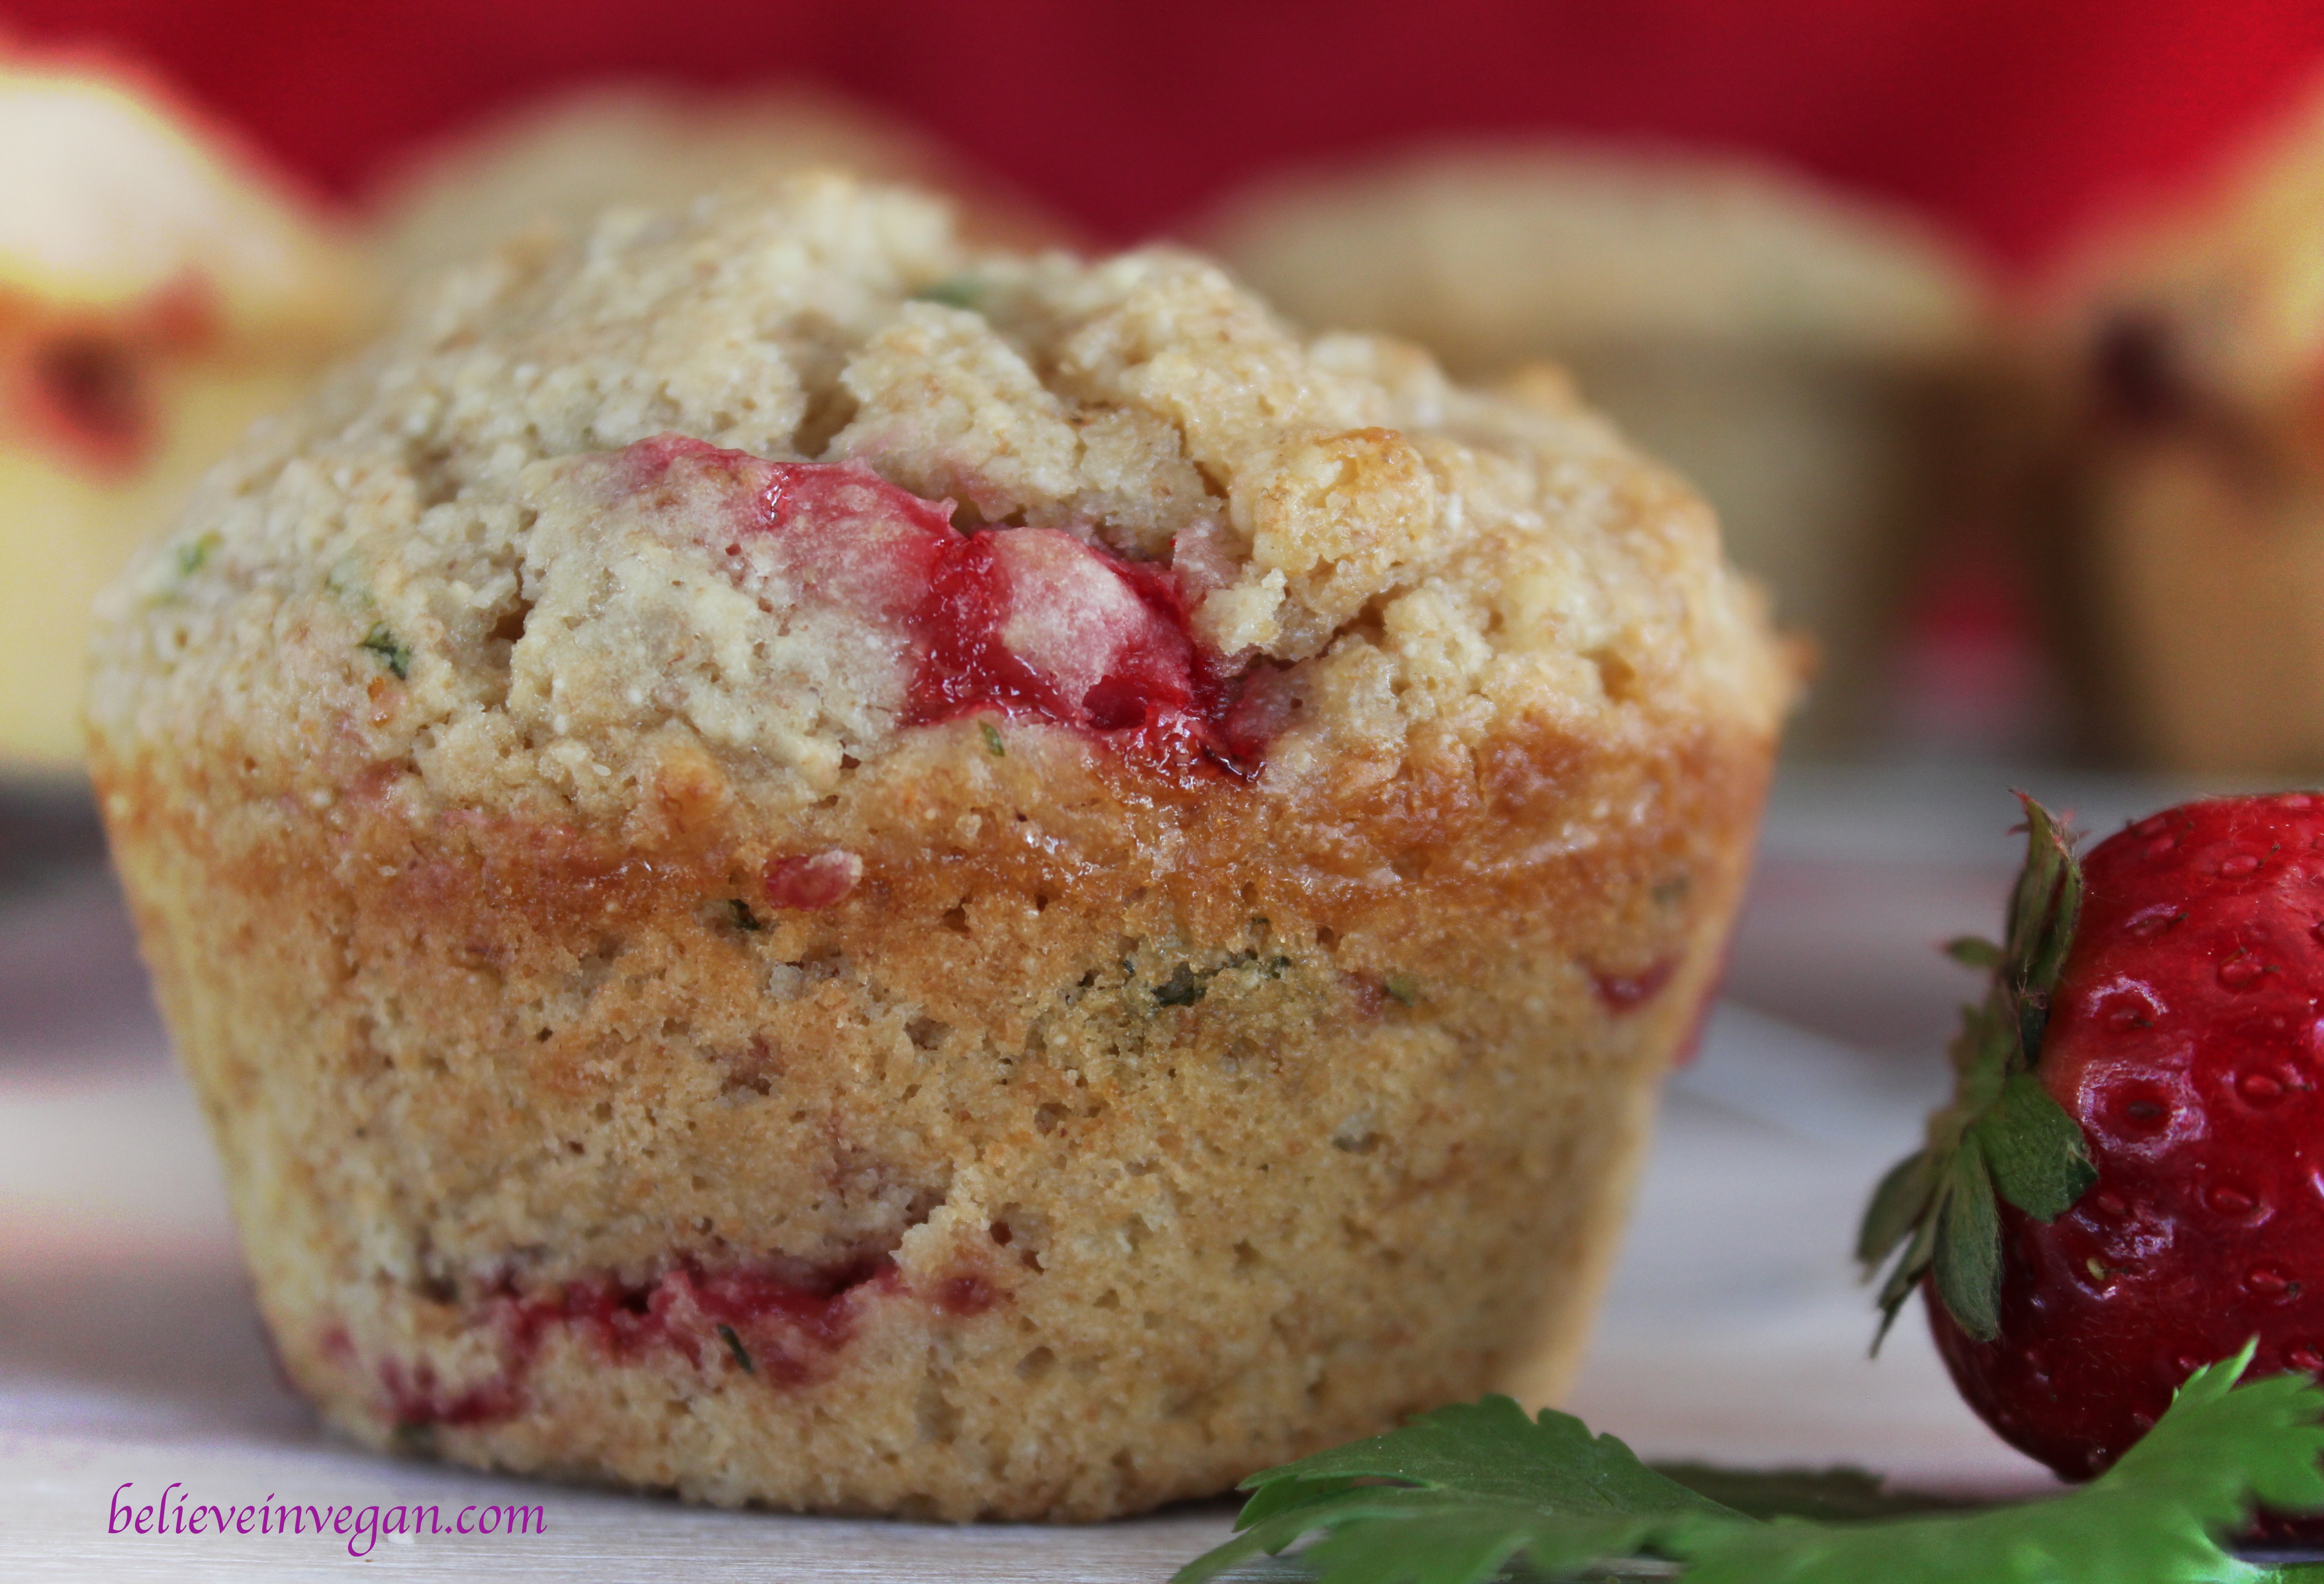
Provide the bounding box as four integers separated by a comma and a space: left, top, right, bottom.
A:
88, 174, 1789, 820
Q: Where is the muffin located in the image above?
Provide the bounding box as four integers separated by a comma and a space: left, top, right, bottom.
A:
1202, 143, 1988, 753
376, 84, 1072, 289
2020, 75, 2324, 774
88, 176, 1790, 1520
0, 49, 371, 774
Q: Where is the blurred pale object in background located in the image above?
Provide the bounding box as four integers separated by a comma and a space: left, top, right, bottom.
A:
2026, 74, 2324, 774
0, 51, 371, 775
1202, 146, 1990, 754
375, 84, 1073, 288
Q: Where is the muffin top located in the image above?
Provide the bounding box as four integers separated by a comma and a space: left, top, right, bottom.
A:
88, 175, 1788, 824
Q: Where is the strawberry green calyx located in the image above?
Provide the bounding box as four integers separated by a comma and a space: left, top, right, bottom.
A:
1858, 794, 2099, 1348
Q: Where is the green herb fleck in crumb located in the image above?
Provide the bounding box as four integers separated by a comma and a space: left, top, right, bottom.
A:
980, 720, 1006, 758
1173, 1344, 2324, 1584
360, 623, 411, 680
717, 1323, 755, 1374
914, 275, 984, 310
174, 532, 221, 579
728, 899, 762, 932
1382, 974, 1420, 1006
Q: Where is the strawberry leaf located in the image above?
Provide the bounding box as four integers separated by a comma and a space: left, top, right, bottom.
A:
1871, 1183, 1942, 1352
1860, 795, 2098, 1345
2015, 796, 2085, 989
2004, 796, 2065, 960
1934, 1133, 2002, 1343
2007, 792, 2083, 1062
1977, 1071, 2099, 1221
1856, 1150, 1937, 1269
1948, 996, 2010, 1113
1178, 1349, 2324, 1584
1945, 935, 2004, 969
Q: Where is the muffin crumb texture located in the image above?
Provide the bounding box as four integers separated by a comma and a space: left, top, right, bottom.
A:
90, 177, 1789, 1519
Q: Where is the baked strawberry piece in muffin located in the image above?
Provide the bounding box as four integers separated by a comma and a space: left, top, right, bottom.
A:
88, 176, 1790, 1519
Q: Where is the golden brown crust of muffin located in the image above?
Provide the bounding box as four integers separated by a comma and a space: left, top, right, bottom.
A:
90, 176, 1789, 1518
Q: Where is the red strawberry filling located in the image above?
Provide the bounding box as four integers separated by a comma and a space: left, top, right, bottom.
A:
374, 1252, 1002, 1428
508, 1257, 895, 1386
764, 850, 863, 909
1591, 958, 1678, 1013
624, 434, 1266, 782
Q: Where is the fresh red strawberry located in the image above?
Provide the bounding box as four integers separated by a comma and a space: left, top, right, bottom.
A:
1861, 791, 2324, 1505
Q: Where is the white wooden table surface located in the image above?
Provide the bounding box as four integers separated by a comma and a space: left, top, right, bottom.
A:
2, 764, 2208, 1580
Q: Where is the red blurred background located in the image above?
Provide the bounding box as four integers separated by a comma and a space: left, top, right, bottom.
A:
6, 0, 2324, 272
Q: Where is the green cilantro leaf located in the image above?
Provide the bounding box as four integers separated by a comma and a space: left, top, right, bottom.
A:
1650, 1463, 1979, 1521
1177, 1346, 2324, 1584
1186, 1487, 1674, 1584
1680, 1345, 2324, 1583
1227, 1395, 1732, 1529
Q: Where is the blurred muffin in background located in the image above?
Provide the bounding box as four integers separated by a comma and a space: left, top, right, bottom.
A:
1202, 144, 1991, 753
0, 48, 371, 776
2021, 77, 2324, 774
376, 84, 1073, 289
